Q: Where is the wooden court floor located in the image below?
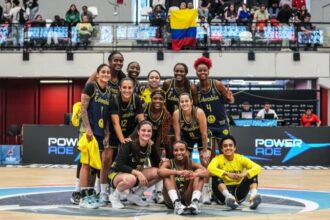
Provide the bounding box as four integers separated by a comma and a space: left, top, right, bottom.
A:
0, 167, 329, 220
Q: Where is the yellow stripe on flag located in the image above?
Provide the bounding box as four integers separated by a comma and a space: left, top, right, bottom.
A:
170, 9, 198, 30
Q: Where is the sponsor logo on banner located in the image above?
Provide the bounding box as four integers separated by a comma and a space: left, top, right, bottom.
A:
48, 138, 78, 155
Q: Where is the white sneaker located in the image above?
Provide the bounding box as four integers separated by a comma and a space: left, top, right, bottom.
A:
79, 196, 98, 209
127, 193, 149, 207
98, 193, 109, 207
202, 185, 211, 204
249, 194, 262, 210
174, 200, 186, 215
110, 193, 124, 209
225, 195, 239, 210
188, 199, 201, 214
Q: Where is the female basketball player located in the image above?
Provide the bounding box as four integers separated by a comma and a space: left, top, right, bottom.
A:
108, 120, 161, 209
194, 56, 235, 151
208, 135, 262, 210
140, 70, 161, 104
158, 140, 209, 215
78, 64, 111, 209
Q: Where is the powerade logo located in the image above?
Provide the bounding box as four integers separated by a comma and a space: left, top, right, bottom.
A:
48, 138, 77, 155
248, 131, 330, 163
255, 139, 303, 156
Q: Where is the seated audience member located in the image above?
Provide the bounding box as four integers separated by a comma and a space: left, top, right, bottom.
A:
253, 4, 269, 32
239, 101, 253, 119
295, 4, 308, 22
30, 14, 46, 49
47, 15, 68, 47
238, 3, 251, 26
256, 102, 278, 119
224, 3, 238, 24
81, 5, 94, 24
300, 108, 321, 127
179, 1, 187, 10
299, 13, 318, 51
187, 1, 194, 9
209, 0, 226, 20
65, 4, 80, 27
149, 4, 167, 38
76, 15, 93, 49
208, 135, 262, 210
198, 0, 211, 19
268, 0, 279, 17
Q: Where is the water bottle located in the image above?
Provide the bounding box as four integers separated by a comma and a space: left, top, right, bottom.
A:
192, 143, 201, 164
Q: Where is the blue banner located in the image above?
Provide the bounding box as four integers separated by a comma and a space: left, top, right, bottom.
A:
0, 145, 21, 165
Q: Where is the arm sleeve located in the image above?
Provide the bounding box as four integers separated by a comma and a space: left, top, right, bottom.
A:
241, 156, 262, 179
149, 143, 161, 167
82, 82, 95, 97
114, 143, 133, 173
207, 156, 225, 178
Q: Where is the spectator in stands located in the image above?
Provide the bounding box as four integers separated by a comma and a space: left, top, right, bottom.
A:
299, 13, 317, 51
198, 0, 211, 19
225, 3, 238, 24
199, 16, 209, 46
30, 13, 46, 49
80, 5, 94, 24
256, 102, 278, 119
65, 4, 80, 27
27, 0, 38, 20
76, 15, 93, 49
3, 0, 12, 20
300, 108, 321, 127
238, 3, 251, 26
252, 4, 269, 33
149, 4, 167, 38
277, 3, 292, 51
268, 0, 279, 17
152, 0, 166, 9
187, 1, 194, 9
277, 4, 291, 25
47, 15, 68, 48
295, 4, 308, 23
9, 0, 24, 49
239, 101, 254, 119
179, 1, 187, 10
209, 0, 226, 20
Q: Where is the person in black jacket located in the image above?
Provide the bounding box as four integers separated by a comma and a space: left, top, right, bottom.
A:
108, 120, 161, 209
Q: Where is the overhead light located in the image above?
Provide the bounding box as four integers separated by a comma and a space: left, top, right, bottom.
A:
40, 80, 73, 84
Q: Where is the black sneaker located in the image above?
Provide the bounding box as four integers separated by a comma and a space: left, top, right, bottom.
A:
70, 191, 81, 205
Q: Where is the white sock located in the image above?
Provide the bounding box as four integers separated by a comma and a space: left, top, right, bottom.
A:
168, 189, 179, 203
94, 178, 100, 194
113, 188, 121, 197
74, 178, 80, 192
249, 188, 257, 198
192, 190, 202, 202
100, 183, 108, 194
222, 189, 231, 198
155, 181, 163, 192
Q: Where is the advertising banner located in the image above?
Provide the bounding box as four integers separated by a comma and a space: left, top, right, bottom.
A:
23, 125, 79, 164
231, 127, 330, 166
0, 145, 21, 165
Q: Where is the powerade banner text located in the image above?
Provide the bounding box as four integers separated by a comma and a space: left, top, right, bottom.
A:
231, 127, 330, 166
23, 125, 79, 164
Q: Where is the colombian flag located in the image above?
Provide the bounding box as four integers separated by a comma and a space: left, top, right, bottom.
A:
170, 9, 198, 50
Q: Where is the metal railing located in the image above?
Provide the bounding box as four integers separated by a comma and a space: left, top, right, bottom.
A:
0, 21, 327, 51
